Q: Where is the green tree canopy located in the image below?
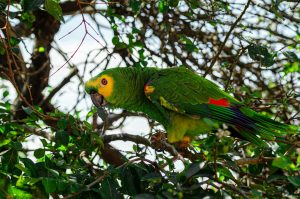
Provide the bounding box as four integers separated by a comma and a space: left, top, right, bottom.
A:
0, 0, 299, 198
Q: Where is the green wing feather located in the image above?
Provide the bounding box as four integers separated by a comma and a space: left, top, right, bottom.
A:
146, 67, 240, 105
145, 67, 296, 147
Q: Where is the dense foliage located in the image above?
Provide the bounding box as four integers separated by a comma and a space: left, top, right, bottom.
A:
0, 0, 300, 198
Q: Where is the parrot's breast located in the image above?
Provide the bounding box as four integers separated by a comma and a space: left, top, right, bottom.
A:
166, 112, 212, 143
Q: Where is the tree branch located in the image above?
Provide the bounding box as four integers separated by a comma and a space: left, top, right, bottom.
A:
235, 156, 298, 166
102, 133, 183, 158
102, 133, 151, 146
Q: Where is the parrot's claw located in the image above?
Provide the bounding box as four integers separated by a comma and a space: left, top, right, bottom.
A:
150, 131, 167, 151
176, 136, 192, 149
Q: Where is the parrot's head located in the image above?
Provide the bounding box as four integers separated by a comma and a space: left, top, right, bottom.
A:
85, 69, 117, 108
84, 68, 146, 109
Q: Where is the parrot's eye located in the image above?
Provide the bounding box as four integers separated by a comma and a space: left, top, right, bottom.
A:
101, 78, 108, 86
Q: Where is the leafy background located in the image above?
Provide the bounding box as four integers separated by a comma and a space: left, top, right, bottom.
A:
0, 0, 300, 198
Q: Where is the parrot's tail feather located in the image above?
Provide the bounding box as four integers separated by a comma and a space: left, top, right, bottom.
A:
182, 103, 298, 147
239, 107, 298, 136
233, 127, 268, 147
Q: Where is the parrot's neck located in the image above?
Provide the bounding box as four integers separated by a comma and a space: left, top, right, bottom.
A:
111, 67, 169, 127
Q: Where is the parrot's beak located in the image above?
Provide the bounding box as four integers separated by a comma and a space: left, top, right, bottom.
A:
90, 92, 108, 107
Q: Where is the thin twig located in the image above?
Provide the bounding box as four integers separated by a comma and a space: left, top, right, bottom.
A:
40, 68, 78, 106
217, 180, 249, 199
62, 171, 109, 199
204, 0, 252, 77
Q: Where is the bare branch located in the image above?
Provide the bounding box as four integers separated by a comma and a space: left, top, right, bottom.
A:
102, 133, 151, 146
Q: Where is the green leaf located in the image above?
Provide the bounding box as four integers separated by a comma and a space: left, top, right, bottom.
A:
21, 0, 44, 12
130, 0, 141, 13
248, 44, 275, 67
189, 0, 201, 9
204, 135, 217, 148
7, 185, 33, 199
2, 149, 19, 173
134, 41, 143, 48
2, 90, 9, 98
56, 179, 67, 192
249, 164, 263, 175
12, 142, 22, 150
57, 118, 68, 130
217, 167, 235, 180
16, 176, 41, 188
69, 182, 82, 193
9, 37, 20, 47
0, 138, 11, 147
99, 177, 122, 199
34, 148, 45, 159
252, 90, 262, 98
21, 158, 37, 177
251, 189, 263, 198
45, 0, 63, 22
15, 163, 28, 173
284, 62, 299, 74
179, 35, 199, 52
169, 0, 179, 7
159, 0, 168, 13
20, 12, 36, 28
166, 157, 175, 170
141, 172, 162, 182
42, 178, 56, 193
267, 174, 287, 183
112, 36, 120, 45
283, 51, 299, 63
288, 176, 300, 187
272, 156, 292, 169
40, 139, 48, 147
0, 1, 6, 11
141, 61, 148, 67
120, 165, 141, 195
55, 130, 69, 146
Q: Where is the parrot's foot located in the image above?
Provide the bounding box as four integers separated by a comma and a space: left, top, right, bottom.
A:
150, 131, 167, 151
176, 136, 192, 149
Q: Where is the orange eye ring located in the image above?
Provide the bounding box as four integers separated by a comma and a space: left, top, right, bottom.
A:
101, 78, 108, 86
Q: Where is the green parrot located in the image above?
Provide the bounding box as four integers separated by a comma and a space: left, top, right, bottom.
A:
85, 67, 296, 147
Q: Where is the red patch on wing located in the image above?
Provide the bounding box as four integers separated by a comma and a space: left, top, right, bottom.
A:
208, 98, 230, 107
144, 84, 148, 91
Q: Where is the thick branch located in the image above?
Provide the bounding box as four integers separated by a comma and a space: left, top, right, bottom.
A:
102, 133, 151, 146
235, 156, 298, 166
102, 133, 181, 157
